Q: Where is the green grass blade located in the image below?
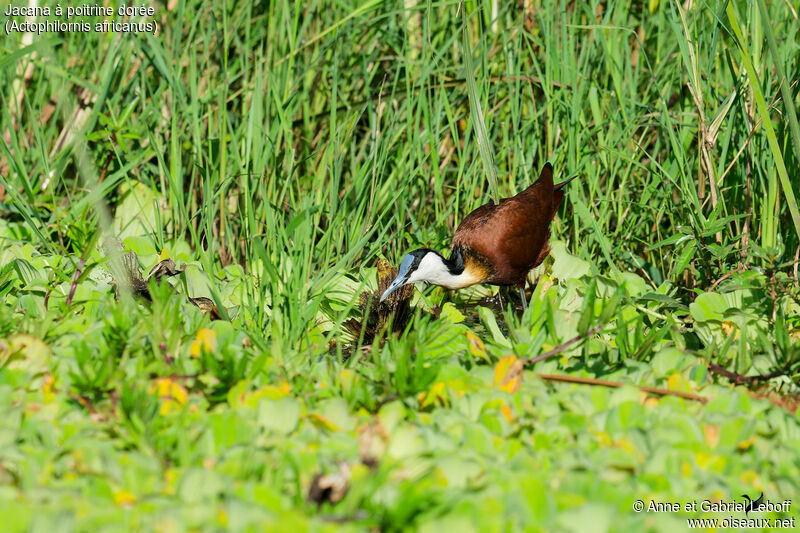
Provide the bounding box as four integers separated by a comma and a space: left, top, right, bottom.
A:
462, 18, 499, 204
757, 0, 800, 177
726, 1, 800, 244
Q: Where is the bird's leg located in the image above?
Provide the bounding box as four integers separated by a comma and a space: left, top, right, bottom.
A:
499, 285, 527, 311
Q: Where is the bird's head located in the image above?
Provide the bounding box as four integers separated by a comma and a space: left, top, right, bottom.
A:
380, 248, 454, 302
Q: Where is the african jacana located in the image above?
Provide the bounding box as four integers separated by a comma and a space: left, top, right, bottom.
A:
380, 162, 574, 309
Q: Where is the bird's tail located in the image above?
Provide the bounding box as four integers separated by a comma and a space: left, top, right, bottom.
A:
554, 173, 580, 191
551, 173, 579, 219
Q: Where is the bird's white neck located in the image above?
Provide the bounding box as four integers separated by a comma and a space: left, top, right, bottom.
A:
408, 252, 485, 289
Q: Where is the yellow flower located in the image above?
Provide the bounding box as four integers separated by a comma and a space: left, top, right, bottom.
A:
150, 377, 189, 415
113, 490, 136, 506
494, 355, 523, 393
190, 328, 217, 357
721, 320, 740, 339
418, 381, 448, 407
42, 373, 56, 402
465, 331, 489, 362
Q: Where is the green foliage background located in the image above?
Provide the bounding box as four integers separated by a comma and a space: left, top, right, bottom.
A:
1, 0, 800, 531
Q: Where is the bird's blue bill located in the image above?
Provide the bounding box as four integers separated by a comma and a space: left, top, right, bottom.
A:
380, 254, 415, 302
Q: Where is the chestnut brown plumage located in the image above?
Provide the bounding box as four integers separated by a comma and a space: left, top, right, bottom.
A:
381, 163, 574, 309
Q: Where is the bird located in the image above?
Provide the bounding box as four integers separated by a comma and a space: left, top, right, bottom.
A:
380, 162, 575, 310
742, 492, 764, 517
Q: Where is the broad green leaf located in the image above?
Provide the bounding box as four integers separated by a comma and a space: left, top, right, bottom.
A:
550, 241, 591, 280
689, 292, 729, 322
257, 397, 301, 435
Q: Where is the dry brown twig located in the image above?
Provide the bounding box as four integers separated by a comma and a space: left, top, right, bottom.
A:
706, 362, 787, 385
536, 373, 709, 404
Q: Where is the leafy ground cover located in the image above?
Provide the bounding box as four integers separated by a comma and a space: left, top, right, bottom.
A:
2, 0, 800, 531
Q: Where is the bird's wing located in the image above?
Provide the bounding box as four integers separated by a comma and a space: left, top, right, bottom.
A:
453, 198, 551, 273
451, 164, 560, 282
452, 199, 520, 252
